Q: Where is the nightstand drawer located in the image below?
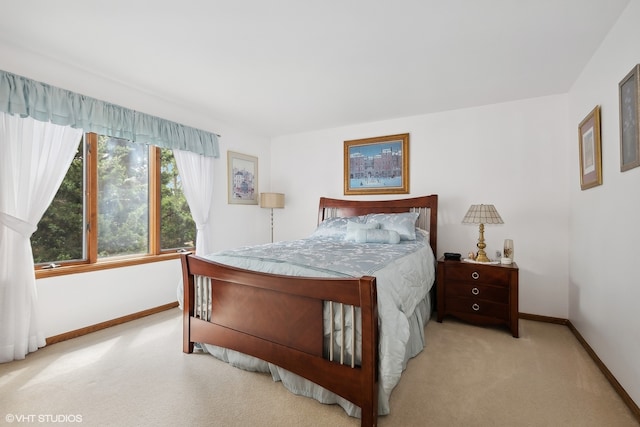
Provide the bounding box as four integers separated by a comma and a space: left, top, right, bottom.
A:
446, 281, 509, 303
444, 263, 510, 285
446, 297, 509, 320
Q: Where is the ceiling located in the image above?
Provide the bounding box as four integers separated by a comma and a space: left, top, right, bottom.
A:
0, 1, 631, 137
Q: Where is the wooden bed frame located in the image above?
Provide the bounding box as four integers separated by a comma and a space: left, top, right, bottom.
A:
181, 195, 438, 427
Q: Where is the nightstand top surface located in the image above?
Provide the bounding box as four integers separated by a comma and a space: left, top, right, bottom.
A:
438, 257, 518, 269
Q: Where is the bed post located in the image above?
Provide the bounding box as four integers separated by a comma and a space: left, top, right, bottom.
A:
181, 253, 195, 354
360, 276, 379, 427
428, 195, 438, 257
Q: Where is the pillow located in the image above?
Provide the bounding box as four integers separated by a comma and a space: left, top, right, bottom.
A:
365, 212, 419, 241
310, 216, 365, 238
345, 221, 380, 241
354, 229, 401, 244
416, 228, 430, 239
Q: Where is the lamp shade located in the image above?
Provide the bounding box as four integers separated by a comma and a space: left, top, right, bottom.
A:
461, 204, 503, 224
260, 192, 285, 209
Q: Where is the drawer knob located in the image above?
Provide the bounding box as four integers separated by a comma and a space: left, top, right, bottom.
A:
471, 287, 480, 295
472, 303, 480, 311
471, 271, 480, 280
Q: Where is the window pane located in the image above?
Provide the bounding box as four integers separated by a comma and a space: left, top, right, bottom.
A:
32, 141, 85, 264
98, 136, 149, 257
160, 149, 196, 251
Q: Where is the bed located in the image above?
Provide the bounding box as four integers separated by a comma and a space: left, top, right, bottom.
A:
180, 195, 438, 427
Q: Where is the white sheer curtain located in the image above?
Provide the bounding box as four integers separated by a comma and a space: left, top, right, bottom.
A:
173, 149, 215, 256
0, 112, 83, 362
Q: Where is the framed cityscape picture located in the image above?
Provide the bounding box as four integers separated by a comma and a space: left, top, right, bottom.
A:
343, 133, 409, 195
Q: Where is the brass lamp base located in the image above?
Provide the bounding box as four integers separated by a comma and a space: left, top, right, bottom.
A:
475, 250, 490, 263
475, 223, 490, 263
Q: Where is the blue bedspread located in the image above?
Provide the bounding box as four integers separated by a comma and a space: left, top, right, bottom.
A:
197, 229, 436, 417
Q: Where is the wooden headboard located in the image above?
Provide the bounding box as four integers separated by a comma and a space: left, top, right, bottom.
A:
317, 195, 438, 257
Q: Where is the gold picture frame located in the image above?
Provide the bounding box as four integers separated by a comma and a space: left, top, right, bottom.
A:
343, 133, 409, 195
578, 106, 602, 190
619, 64, 640, 172
227, 151, 258, 204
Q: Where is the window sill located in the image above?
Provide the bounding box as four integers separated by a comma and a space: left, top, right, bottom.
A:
35, 252, 185, 279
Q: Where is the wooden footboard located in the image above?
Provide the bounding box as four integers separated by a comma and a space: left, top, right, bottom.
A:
181, 253, 380, 427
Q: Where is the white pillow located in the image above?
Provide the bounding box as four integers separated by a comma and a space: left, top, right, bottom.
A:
354, 229, 401, 244
365, 212, 419, 240
344, 221, 380, 241
310, 216, 365, 238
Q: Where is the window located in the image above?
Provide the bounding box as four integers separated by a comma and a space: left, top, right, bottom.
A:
160, 148, 196, 251
98, 135, 150, 257
32, 142, 85, 264
33, 133, 195, 275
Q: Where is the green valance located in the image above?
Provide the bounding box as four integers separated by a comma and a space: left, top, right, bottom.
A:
0, 70, 219, 157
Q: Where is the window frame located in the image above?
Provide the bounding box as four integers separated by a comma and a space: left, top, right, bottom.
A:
35, 133, 190, 279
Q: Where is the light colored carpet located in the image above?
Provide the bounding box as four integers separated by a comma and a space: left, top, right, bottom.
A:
0, 308, 637, 427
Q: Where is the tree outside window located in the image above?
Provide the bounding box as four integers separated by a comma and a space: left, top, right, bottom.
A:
32, 133, 195, 269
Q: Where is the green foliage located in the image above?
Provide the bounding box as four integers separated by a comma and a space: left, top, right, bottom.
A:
97, 136, 149, 257
160, 148, 196, 250
32, 143, 84, 264
32, 136, 196, 265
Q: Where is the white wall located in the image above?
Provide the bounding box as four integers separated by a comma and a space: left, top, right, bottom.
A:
0, 41, 274, 337
37, 261, 181, 338
270, 95, 571, 318
568, 0, 640, 406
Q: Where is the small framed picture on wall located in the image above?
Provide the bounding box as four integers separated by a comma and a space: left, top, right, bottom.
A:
578, 106, 602, 190
619, 64, 640, 172
227, 151, 258, 205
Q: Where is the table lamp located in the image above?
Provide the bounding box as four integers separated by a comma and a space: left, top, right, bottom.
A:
462, 204, 503, 263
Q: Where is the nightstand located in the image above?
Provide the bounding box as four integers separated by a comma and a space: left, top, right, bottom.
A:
437, 257, 519, 337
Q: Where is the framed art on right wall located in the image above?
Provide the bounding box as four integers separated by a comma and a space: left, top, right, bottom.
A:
619, 64, 640, 172
578, 105, 602, 190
